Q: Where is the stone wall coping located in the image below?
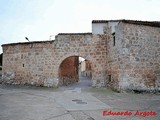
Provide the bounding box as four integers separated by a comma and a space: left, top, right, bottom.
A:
58, 33, 92, 35
2, 33, 92, 46
2, 40, 53, 46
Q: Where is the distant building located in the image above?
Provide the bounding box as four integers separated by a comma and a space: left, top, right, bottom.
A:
79, 60, 92, 78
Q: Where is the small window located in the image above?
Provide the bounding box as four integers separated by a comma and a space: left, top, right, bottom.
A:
23, 64, 24, 67
108, 75, 112, 82
112, 32, 115, 46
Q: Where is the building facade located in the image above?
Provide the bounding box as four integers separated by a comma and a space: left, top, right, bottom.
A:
79, 60, 92, 78
1, 20, 160, 91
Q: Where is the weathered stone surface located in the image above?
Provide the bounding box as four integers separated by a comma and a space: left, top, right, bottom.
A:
2, 34, 107, 88
1, 20, 160, 92
105, 22, 160, 91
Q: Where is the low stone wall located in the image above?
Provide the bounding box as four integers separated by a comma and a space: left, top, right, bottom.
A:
2, 34, 107, 88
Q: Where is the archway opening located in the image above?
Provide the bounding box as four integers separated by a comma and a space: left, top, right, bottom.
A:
58, 56, 92, 87
79, 57, 92, 78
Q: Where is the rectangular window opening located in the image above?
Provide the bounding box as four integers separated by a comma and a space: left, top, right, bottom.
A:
112, 32, 115, 46
108, 75, 112, 82
23, 64, 24, 67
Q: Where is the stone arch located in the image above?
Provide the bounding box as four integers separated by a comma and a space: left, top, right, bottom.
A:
57, 53, 93, 66
1, 33, 108, 88
57, 53, 94, 86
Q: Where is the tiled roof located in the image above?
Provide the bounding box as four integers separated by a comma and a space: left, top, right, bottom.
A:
122, 20, 160, 27
92, 19, 160, 27
92, 20, 109, 23
58, 33, 92, 35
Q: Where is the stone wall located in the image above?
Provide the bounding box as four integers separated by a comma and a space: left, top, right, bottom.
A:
2, 20, 159, 91
105, 22, 160, 91
120, 23, 160, 91
2, 33, 108, 87
2, 41, 59, 87
105, 22, 124, 90
54, 33, 108, 87
59, 56, 79, 86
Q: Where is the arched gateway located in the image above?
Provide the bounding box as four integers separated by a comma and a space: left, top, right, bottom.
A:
2, 20, 160, 91
2, 33, 108, 87
58, 56, 92, 86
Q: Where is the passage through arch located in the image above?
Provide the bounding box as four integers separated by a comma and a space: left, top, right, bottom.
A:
58, 56, 92, 87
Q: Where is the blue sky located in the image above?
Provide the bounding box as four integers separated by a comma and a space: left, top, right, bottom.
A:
0, 0, 160, 53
